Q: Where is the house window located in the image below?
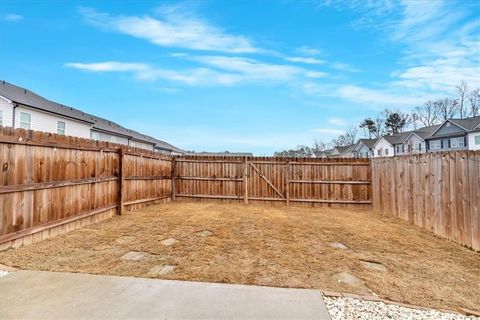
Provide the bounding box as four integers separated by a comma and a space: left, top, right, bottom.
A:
377, 149, 382, 156
450, 137, 465, 148
57, 121, 65, 135
385, 148, 389, 155
19, 112, 31, 130
91, 132, 100, 140
475, 135, 480, 145
429, 140, 442, 150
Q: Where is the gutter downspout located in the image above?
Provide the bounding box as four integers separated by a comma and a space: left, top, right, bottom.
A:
12, 103, 18, 128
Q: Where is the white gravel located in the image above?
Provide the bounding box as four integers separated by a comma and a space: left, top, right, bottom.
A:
324, 296, 477, 320
0, 270, 9, 278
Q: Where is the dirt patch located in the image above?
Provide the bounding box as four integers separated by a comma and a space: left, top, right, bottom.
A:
0, 202, 479, 312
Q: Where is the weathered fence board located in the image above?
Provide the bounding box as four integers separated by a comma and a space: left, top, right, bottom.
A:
173, 155, 371, 207
0, 127, 172, 250
371, 151, 480, 251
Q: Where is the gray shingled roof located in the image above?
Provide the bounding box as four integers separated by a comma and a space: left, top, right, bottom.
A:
0, 80, 184, 153
411, 124, 441, 139
383, 132, 412, 145
335, 144, 355, 154
357, 138, 378, 149
449, 116, 480, 131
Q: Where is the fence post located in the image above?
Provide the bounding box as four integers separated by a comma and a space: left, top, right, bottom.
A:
244, 157, 248, 204
171, 157, 176, 201
286, 160, 290, 206
117, 147, 124, 215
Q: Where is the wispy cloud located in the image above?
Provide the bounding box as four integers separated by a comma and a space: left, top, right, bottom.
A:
192, 56, 328, 81
285, 56, 325, 64
4, 13, 23, 22
327, 118, 347, 126
65, 57, 328, 87
78, 6, 259, 53
331, 62, 360, 73
311, 128, 345, 135
65, 61, 241, 86
295, 46, 323, 56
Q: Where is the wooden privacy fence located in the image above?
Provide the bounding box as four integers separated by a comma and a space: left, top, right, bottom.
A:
173, 155, 372, 207
0, 127, 172, 250
371, 151, 480, 251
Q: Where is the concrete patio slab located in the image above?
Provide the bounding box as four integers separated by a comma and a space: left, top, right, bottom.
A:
0, 270, 331, 320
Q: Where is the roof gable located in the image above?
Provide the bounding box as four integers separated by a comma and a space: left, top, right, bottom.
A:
430, 120, 467, 137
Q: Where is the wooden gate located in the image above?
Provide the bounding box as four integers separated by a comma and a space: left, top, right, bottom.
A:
174, 156, 371, 208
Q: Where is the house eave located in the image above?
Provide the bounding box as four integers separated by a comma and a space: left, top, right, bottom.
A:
14, 102, 95, 125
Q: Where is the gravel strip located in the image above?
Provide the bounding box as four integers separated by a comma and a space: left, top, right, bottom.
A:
324, 297, 477, 320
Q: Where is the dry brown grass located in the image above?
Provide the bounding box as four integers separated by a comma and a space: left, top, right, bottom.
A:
1, 201, 479, 311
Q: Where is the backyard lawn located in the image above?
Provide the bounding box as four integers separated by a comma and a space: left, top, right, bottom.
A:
0, 201, 478, 312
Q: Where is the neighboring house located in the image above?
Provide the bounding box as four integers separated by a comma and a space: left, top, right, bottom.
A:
401, 124, 440, 155
352, 138, 377, 158
329, 144, 355, 158
0, 80, 184, 154
313, 149, 333, 158
425, 116, 480, 152
372, 132, 410, 157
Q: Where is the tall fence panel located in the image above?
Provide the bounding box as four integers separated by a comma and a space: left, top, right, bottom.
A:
0, 127, 173, 250
173, 155, 371, 208
371, 151, 480, 251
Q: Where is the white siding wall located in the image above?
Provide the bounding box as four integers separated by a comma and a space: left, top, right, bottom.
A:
355, 144, 371, 158
404, 134, 426, 154
468, 132, 480, 151
14, 106, 92, 138
373, 138, 394, 157
91, 130, 129, 145
130, 140, 155, 151
0, 98, 13, 127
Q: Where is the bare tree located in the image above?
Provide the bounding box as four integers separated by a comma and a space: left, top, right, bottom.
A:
456, 81, 469, 118
345, 126, 358, 144
435, 98, 458, 120
413, 101, 440, 127
468, 88, 480, 116
312, 139, 326, 154
374, 117, 385, 137
330, 126, 358, 147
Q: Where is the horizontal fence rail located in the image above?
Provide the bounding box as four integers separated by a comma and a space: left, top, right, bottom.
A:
371, 151, 480, 251
173, 155, 372, 207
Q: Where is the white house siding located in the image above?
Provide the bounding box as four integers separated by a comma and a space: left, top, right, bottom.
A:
355, 144, 371, 158
14, 106, 92, 138
91, 130, 129, 145
404, 134, 426, 154
468, 132, 480, 151
129, 140, 155, 151
0, 98, 13, 127
373, 138, 394, 157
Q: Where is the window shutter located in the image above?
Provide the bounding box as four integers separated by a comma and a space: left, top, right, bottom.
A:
441, 140, 444, 148
448, 139, 451, 148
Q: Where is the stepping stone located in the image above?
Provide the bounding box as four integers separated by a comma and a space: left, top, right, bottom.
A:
195, 230, 213, 237
330, 242, 348, 249
121, 251, 146, 261
0, 264, 17, 272
360, 260, 388, 272
114, 236, 136, 245
148, 265, 176, 276
333, 272, 363, 288
160, 238, 179, 246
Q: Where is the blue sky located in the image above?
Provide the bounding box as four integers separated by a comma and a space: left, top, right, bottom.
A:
0, 0, 479, 154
